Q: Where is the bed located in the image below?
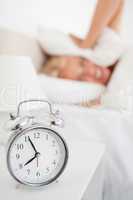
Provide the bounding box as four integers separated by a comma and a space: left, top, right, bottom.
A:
59, 104, 133, 200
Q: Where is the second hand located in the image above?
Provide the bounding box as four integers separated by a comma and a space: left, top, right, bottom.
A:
37, 156, 39, 168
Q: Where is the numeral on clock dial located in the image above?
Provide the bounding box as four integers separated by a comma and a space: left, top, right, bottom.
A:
16, 153, 20, 159
25, 136, 28, 142
19, 164, 23, 169
36, 171, 40, 177
46, 134, 48, 140
34, 132, 40, 139
27, 169, 30, 175
52, 160, 56, 166
46, 167, 50, 173
17, 144, 24, 150
52, 140, 56, 147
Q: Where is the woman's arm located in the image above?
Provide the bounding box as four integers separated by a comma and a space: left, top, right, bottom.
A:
81, 0, 123, 48
71, 0, 124, 48
108, 0, 124, 31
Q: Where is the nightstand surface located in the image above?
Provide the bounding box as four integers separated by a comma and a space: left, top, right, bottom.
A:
0, 139, 105, 200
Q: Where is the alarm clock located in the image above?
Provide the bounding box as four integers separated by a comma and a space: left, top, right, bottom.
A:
6, 99, 68, 187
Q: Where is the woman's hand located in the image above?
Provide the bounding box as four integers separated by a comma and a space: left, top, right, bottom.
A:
69, 34, 83, 48
69, 34, 93, 49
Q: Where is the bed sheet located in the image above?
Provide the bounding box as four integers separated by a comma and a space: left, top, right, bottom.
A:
57, 104, 133, 200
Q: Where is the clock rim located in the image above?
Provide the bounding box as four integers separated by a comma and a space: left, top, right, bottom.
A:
6, 125, 69, 187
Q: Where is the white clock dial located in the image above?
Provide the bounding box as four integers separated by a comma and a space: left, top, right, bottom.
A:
7, 127, 68, 186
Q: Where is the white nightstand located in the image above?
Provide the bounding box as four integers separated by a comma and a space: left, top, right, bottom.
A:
0, 111, 105, 200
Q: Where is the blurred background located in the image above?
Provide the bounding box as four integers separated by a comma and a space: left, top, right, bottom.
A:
0, 0, 132, 41
122, 0, 133, 42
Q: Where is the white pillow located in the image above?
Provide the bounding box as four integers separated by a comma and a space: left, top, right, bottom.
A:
38, 27, 124, 67
37, 27, 125, 105
38, 74, 105, 105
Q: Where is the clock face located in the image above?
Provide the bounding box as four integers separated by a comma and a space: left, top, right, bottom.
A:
7, 127, 68, 186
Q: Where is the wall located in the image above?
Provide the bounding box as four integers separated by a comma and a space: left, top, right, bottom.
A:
122, 0, 133, 42
0, 0, 97, 37
0, 0, 132, 41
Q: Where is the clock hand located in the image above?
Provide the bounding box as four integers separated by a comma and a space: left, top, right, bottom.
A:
24, 152, 40, 166
24, 155, 36, 166
28, 136, 38, 154
37, 156, 39, 168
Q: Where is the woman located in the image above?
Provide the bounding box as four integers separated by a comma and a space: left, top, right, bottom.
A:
42, 0, 124, 85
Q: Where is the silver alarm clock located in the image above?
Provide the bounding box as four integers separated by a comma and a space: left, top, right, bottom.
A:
6, 99, 68, 187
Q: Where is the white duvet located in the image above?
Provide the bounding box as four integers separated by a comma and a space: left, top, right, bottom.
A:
59, 104, 133, 200
0, 103, 133, 200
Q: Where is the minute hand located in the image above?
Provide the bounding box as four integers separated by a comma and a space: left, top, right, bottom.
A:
28, 136, 38, 154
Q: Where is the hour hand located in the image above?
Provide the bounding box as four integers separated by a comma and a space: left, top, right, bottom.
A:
24, 155, 36, 166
